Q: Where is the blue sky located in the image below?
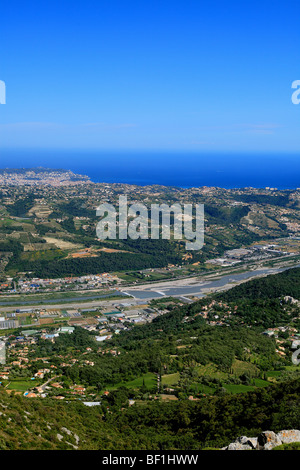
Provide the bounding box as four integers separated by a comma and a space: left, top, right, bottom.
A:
0, 0, 299, 152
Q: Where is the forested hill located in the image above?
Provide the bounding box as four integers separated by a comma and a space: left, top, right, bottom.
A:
215, 267, 300, 302
0, 378, 299, 450
185, 266, 300, 328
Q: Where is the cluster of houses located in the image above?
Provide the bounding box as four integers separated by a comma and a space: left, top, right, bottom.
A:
15, 273, 120, 294
263, 326, 300, 357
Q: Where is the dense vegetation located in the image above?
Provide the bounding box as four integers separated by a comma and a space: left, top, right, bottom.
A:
29, 323, 277, 390
58, 200, 96, 219
0, 378, 299, 450
17, 251, 181, 278
204, 204, 250, 225
6, 238, 183, 278
6, 195, 35, 217
233, 193, 291, 207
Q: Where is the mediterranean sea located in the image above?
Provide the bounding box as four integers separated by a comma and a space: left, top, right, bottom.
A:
0, 149, 299, 189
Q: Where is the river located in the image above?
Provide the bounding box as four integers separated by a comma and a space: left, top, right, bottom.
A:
122, 263, 300, 300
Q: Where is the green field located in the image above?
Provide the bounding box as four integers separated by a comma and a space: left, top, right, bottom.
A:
232, 359, 259, 376
195, 363, 228, 380
104, 372, 157, 392
161, 373, 180, 386
223, 384, 256, 394
20, 249, 67, 262
0, 218, 17, 227
253, 378, 270, 387
7, 379, 37, 392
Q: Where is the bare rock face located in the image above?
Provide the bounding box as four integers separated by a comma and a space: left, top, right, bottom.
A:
223, 430, 300, 450
257, 431, 282, 450
224, 435, 258, 451
277, 430, 300, 445
239, 436, 258, 449
227, 442, 253, 450
226, 436, 258, 450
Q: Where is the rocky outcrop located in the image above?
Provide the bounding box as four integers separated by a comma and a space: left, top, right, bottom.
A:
226, 436, 258, 450
223, 430, 300, 450
256, 431, 282, 450
277, 430, 300, 445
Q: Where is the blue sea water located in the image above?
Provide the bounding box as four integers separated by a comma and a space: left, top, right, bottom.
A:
0, 149, 300, 189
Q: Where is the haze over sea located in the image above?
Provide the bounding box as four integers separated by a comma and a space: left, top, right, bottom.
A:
1, 149, 300, 189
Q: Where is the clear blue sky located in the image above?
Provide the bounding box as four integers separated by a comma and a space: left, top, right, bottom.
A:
0, 0, 299, 152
